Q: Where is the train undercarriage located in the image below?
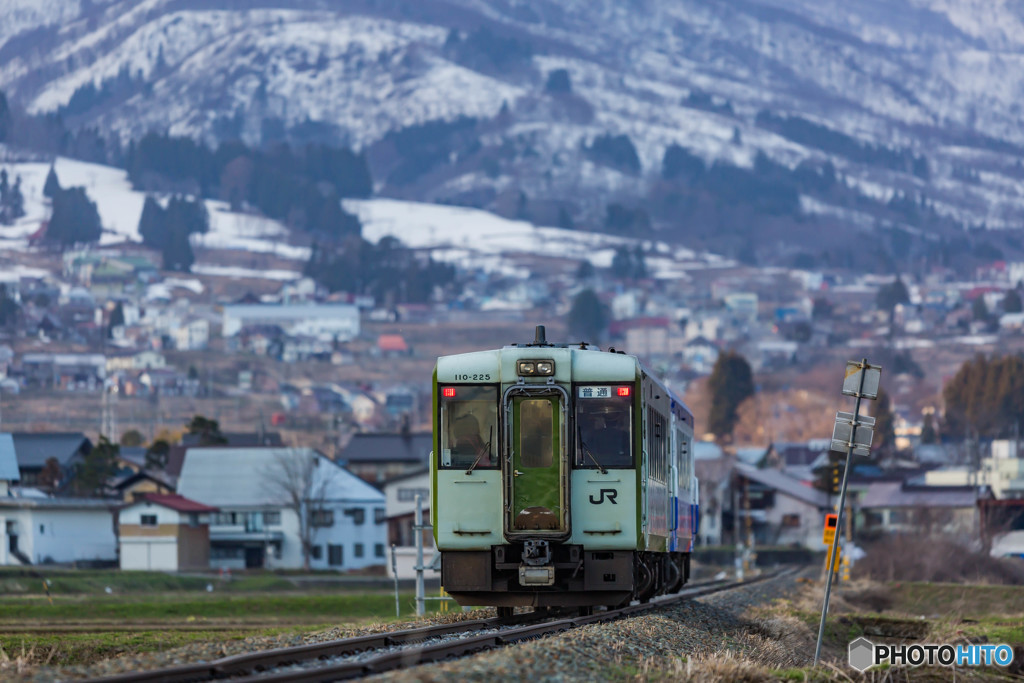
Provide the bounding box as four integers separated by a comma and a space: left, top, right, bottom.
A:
442, 544, 690, 610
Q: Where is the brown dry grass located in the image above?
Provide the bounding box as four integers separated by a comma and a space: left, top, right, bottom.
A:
855, 536, 1024, 585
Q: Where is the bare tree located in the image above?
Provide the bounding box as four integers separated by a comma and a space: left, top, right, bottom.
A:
262, 449, 337, 570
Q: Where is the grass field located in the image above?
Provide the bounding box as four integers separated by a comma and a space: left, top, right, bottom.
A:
0, 568, 448, 668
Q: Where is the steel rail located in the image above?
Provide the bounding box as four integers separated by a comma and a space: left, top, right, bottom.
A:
87, 571, 789, 683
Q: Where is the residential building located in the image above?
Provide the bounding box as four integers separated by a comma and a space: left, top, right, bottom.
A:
172, 318, 210, 350
222, 303, 359, 341
382, 468, 438, 580
9, 432, 91, 490
0, 497, 116, 566
177, 447, 386, 570
119, 493, 218, 571
337, 432, 432, 485
0, 434, 18, 496
20, 353, 106, 390
727, 463, 832, 549
859, 481, 978, 538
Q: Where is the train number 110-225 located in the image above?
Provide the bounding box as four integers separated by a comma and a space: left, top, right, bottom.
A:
454, 373, 491, 381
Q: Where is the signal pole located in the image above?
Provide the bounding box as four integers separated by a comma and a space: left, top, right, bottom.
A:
813, 359, 882, 667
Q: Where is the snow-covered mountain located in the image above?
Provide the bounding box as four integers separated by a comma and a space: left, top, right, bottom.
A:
2, 0, 1024, 260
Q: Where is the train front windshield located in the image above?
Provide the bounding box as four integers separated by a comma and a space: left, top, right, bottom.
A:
575, 386, 633, 468
439, 385, 499, 469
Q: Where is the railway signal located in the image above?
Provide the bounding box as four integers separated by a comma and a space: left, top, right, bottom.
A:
814, 359, 882, 667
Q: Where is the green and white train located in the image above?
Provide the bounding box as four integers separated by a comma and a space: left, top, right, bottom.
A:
431, 326, 699, 613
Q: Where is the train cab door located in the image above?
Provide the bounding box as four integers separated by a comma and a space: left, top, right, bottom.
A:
504, 387, 569, 538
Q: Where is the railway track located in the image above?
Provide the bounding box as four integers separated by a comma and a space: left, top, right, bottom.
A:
89, 569, 794, 683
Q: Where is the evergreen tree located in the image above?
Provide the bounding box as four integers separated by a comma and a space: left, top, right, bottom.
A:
876, 277, 910, 313
920, 413, 938, 444
575, 260, 595, 281
972, 295, 989, 321
9, 175, 24, 220
138, 195, 165, 248
72, 436, 119, 496
0, 91, 9, 143
567, 289, 607, 342
46, 186, 102, 245
706, 351, 755, 440
943, 354, 1024, 437
162, 223, 194, 272
108, 301, 125, 338
872, 387, 897, 453
1005, 289, 1023, 314
544, 68, 572, 94
43, 165, 61, 198
187, 414, 227, 445
0, 284, 19, 326
144, 439, 170, 470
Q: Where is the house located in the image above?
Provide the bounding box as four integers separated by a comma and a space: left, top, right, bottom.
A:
377, 334, 409, 356
382, 468, 438, 580
119, 493, 218, 571
222, 303, 359, 341
9, 432, 92, 490
172, 318, 210, 351
106, 350, 166, 373
727, 463, 832, 549
0, 496, 116, 566
0, 434, 19, 496
20, 353, 106, 391
681, 336, 718, 374
859, 481, 978, 538
177, 448, 386, 570
337, 432, 432, 485
110, 470, 177, 502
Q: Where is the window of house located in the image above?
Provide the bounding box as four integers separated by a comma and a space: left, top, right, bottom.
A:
374, 507, 386, 524
188, 513, 200, 527
214, 512, 237, 525
354, 543, 364, 558
264, 510, 281, 525
375, 543, 385, 558
39, 524, 45, 534
781, 514, 800, 527
343, 508, 365, 525
311, 545, 323, 560
397, 487, 430, 502
328, 544, 343, 566
141, 514, 157, 527
310, 509, 335, 527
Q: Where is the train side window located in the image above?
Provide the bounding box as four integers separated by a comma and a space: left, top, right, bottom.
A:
575, 387, 633, 469
439, 385, 498, 469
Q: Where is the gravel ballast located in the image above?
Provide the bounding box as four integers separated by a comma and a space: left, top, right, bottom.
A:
7, 569, 809, 682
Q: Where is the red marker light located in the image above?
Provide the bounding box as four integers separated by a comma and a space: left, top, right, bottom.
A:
617, 387, 631, 397
442, 387, 456, 398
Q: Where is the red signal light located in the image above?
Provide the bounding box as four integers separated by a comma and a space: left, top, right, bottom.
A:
442, 387, 456, 398
617, 387, 631, 397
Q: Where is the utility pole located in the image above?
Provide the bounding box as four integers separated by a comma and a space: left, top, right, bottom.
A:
814, 359, 882, 667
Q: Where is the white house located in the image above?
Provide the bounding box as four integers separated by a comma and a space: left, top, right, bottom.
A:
222, 303, 359, 341
119, 493, 218, 571
731, 463, 832, 549
172, 318, 210, 351
177, 448, 386, 571
0, 497, 117, 566
382, 468, 438, 580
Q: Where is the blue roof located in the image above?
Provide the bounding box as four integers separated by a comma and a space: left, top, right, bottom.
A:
0, 433, 20, 481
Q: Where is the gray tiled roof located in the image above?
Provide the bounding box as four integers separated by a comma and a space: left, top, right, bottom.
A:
10, 433, 91, 468
860, 481, 977, 508
338, 433, 432, 464
177, 447, 384, 507
736, 463, 831, 508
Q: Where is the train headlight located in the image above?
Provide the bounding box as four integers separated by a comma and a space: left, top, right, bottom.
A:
518, 359, 554, 376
